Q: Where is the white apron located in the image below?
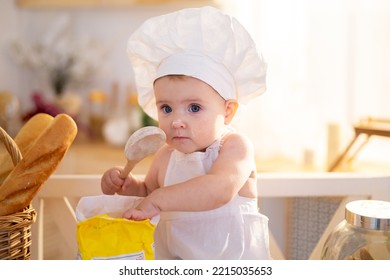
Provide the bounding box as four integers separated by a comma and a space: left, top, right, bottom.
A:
154, 138, 271, 260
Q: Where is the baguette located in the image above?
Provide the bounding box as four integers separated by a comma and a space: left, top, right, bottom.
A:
0, 113, 54, 183
0, 187, 36, 216
0, 113, 77, 215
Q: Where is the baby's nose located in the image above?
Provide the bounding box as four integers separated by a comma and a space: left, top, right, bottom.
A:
172, 119, 185, 129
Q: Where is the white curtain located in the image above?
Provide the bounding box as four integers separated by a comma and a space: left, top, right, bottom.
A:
221, 0, 390, 170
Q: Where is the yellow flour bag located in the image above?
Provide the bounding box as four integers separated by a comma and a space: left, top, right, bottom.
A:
75, 195, 158, 260
76, 214, 155, 260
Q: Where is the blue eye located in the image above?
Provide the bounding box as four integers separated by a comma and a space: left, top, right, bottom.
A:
161, 105, 172, 114
189, 104, 201, 113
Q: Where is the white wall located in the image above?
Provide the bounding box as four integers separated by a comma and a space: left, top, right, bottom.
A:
0, 1, 22, 98
228, 0, 390, 169
1, 1, 207, 111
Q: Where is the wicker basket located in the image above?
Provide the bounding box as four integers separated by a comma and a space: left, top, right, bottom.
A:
0, 127, 37, 260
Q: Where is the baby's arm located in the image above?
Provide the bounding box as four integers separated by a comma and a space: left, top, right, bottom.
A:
123, 133, 255, 220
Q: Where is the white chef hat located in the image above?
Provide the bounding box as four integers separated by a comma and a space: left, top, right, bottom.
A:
127, 6, 267, 119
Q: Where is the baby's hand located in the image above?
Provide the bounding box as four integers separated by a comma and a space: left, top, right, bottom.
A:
101, 167, 125, 195
122, 197, 160, 221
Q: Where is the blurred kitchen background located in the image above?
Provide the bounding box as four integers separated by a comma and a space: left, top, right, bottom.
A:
1, 0, 390, 260
1, 0, 390, 173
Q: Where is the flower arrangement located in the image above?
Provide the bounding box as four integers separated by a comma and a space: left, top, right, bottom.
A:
10, 15, 107, 96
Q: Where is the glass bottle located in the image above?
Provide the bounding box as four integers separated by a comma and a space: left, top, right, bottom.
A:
88, 89, 107, 140
321, 200, 390, 260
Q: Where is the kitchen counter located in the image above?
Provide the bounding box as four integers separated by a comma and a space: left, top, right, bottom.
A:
54, 140, 152, 175
54, 140, 390, 176
55, 140, 311, 176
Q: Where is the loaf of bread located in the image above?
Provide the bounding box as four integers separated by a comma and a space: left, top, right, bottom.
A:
0, 113, 77, 216
0, 113, 54, 184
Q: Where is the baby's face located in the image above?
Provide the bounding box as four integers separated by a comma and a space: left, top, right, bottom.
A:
154, 75, 228, 153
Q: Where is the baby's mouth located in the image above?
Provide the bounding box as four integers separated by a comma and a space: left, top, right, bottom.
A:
173, 136, 189, 140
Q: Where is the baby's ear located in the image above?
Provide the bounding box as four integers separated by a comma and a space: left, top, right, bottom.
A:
224, 100, 238, 124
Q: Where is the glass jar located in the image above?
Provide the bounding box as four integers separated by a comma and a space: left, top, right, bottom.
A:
321, 200, 390, 260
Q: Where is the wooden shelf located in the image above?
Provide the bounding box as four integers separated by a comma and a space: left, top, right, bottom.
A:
16, 0, 215, 8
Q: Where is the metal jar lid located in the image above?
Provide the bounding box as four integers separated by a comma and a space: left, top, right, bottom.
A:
345, 200, 390, 231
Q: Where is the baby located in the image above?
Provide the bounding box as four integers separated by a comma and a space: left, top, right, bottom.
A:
101, 6, 270, 260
